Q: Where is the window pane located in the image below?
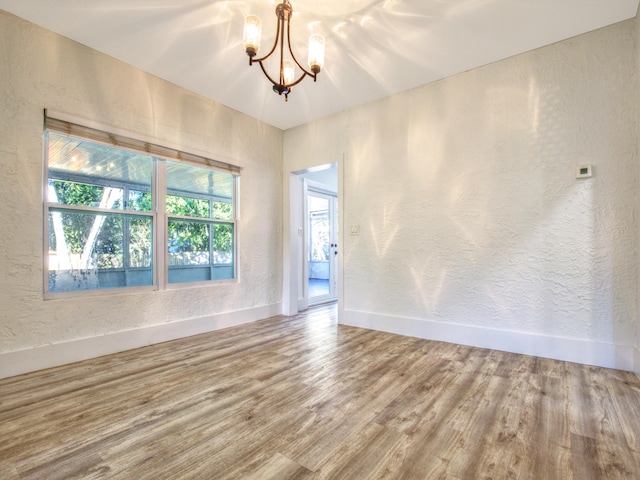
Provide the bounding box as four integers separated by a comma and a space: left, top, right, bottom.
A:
166, 161, 234, 200
308, 195, 330, 262
48, 209, 153, 293
166, 160, 234, 220
166, 195, 210, 218
48, 132, 152, 212
168, 219, 210, 262
130, 217, 153, 268
168, 219, 234, 283
49, 180, 124, 209
213, 200, 233, 221
128, 190, 152, 212
213, 223, 234, 265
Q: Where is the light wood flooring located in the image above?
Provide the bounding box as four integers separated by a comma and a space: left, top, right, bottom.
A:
1, 303, 640, 479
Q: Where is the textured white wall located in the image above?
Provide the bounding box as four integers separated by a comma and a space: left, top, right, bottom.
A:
285, 20, 638, 368
0, 11, 283, 370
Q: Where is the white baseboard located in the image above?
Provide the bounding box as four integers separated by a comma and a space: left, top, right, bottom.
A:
342, 309, 635, 371
0, 303, 282, 379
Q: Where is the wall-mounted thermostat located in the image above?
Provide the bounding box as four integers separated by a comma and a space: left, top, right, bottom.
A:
576, 164, 592, 179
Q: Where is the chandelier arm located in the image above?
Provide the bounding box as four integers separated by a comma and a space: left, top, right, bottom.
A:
255, 60, 284, 89
252, 15, 283, 64
284, 19, 316, 81
278, 10, 287, 85
253, 60, 308, 90
285, 71, 312, 89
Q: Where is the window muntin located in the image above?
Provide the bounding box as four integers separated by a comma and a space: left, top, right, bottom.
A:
45, 125, 238, 295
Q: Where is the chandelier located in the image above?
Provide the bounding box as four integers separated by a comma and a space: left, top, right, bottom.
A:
243, 1, 325, 101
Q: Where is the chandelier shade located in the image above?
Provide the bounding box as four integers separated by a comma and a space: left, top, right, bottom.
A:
243, 1, 325, 101
308, 34, 325, 74
242, 15, 262, 57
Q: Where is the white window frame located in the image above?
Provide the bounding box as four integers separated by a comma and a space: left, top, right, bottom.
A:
43, 111, 241, 298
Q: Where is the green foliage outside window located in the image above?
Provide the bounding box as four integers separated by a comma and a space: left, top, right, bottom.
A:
51, 180, 233, 268
167, 194, 233, 260
50, 181, 125, 262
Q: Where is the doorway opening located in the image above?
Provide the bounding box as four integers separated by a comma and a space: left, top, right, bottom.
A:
297, 165, 338, 310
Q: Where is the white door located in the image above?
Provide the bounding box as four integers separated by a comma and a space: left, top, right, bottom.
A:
307, 189, 337, 305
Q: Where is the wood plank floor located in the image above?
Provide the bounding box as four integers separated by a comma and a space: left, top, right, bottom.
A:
1, 303, 640, 479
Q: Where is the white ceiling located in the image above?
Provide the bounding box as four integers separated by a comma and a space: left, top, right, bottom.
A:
1, 0, 638, 130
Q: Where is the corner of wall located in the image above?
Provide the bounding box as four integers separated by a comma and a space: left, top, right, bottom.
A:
636, 3, 640, 382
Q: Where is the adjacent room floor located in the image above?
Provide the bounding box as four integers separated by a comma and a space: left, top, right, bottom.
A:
308, 278, 330, 299
1, 303, 639, 479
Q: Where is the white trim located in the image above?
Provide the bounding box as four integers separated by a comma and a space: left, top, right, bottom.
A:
337, 155, 345, 325
282, 173, 301, 316
301, 178, 310, 311
341, 309, 635, 371
0, 303, 281, 380
156, 158, 166, 289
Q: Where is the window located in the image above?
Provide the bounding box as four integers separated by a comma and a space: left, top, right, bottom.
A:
44, 115, 240, 295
